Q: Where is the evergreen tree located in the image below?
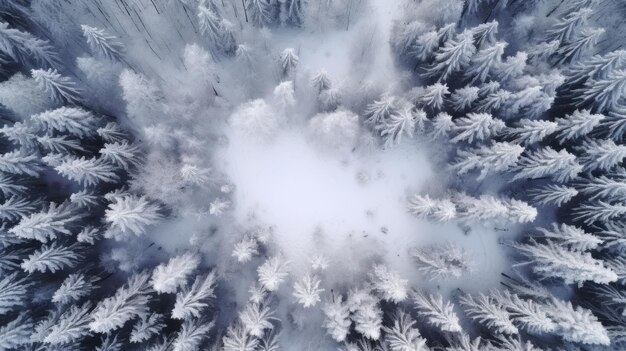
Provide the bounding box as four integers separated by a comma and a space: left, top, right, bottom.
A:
257, 256, 288, 292
89, 271, 153, 333
459, 293, 518, 335
81, 25, 123, 61
0, 149, 43, 176
323, 293, 351, 342
369, 265, 408, 303
528, 184, 578, 206
32, 106, 98, 138
293, 273, 324, 308
104, 195, 162, 238
425, 30, 476, 81
450, 113, 505, 143
44, 302, 92, 344
130, 313, 165, 343
512, 239, 617, 285
412, 290, 462, 333
52, 272, 97, 305
172, 318, 213, 351
21, 242, 82, 274
576, 138, 626, 171
10, 201, 82, 242
172, 272, 217, 320
31, 68, 82, 104
452, 142, 523, 180
0, 272, 29, 315
511, 147, 582, 183
382, 311, 428, 351
151, 252, 200, 294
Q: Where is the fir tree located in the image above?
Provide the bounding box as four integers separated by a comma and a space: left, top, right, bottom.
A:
81, 25, 124, 61
31, 68, 82, 104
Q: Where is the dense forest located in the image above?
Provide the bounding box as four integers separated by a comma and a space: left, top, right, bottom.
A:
1, 0, 626, 350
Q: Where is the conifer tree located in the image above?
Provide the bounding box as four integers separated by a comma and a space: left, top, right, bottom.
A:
512, 239, 617, 285
425, 30, 476, 81
412, 290, 462, 333
130, 313, 165, 343
151, 252, 200, 294
293, 273, 324, 308
89, 271, 153, 333
323, 294, 351, 342
31, 68, 82, 104
21, 242, 82, 274
172, 272, 217, 320
81, 25, 123, 61
44, 302, 92, 344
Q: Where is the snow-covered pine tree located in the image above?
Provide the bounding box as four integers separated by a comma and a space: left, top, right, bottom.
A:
104, 195, 162, 238
452, 142, 523, 180
323, 293, 352, 342
365, 95, 397, 127
99, 142, 142, 171
89, 271, 153, 333
546, 298, 610, 345
239, 301, 275, 338
347, 288, 383, 340
20, 242, 82, 274
81, 25, 123, 61
0, 196, 39, 221
555, 109, 604, 143
573, 200, 626, 225
576, 69, 626, 112
576, 138, 626, 171
52, 272, 97, 305
502, 119, 557, 145
0, 313, 32, 350
0, 149, 43, 176
512, 239, 617, 285
537, 223, 602, 251
464, 41, 506, 83
528, 184, 578, 206
54, 156, 119, 187
412, 289, 462, 333
31, 68, 82, 104
546, 7, 593, 43
369, 265, 408, 303
459, 293, 518, 335
414, 83, 449, 110
410, 242, 471, 279
279, 48, 298, 79
425, 29, 476, 81
245, 0, 276, 26
151, 252, 200, 294
31, 106, 98, 138
377, 105, 420, 147
172, 317, 214, 351
0, 272, 29, 315
257, 256, 288, 292
222, 321, 259, 351
382, 311, 428, 351
449, 86, 480, 112
43, 302, 92, 345
0, 22, 57, 68
172, 272, 217, 320
407, 194, 456, 222
489, 290, 556, 334
511, 147, 582, 183
130, 312, 165, 343
450, 112, 505, 143
292, 273, 324, 308
555, 27, 604, 64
